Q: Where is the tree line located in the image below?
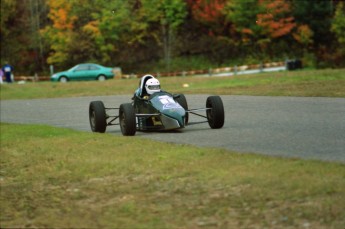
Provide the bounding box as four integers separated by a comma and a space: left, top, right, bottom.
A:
1, 0, 345, 75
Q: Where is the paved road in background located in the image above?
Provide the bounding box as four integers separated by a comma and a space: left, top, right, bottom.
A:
1, 95, 344, 163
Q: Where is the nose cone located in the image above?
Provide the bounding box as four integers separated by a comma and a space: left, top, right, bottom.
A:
150, 93, 186, 129
163, 107, 186, 128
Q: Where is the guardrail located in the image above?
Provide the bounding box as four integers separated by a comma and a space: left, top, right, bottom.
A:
11, 60, 295, 82
122, 61, 287, 79
13, 76, 50, 82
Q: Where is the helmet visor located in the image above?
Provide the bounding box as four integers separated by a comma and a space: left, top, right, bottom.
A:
148, 85, 160, 90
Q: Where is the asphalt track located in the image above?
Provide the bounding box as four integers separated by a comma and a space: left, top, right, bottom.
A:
1, 95, 344, 163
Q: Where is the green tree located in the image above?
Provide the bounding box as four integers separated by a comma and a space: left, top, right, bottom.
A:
226, 0, 264, 43
292, 0, 334, 46
225, 0, 270, 61
0, 0, 17, 65
291, 0, 335, 67
43, 0, 174, 71
43, 0, 126, 68
4, 0, 342, 74
83, 0, 132, 64
331, 2, 345, 45
0, 0, 16, 41
139, 0, 187, 72
1, 0, 49, 74
331, 2, 345, 67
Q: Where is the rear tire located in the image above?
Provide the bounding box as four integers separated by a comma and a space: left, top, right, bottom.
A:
175, 94, 189, 125
89, 101, 107, 133
206, 96, 224, 129
119, 103, 136, 136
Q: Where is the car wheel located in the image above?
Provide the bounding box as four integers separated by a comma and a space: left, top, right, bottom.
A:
97, 75, 106, 81
59, 76, 68, 83
119, 103, 136, 136
206, 96, 224, 129
89, 101, 107, 133
175, 94, 189, 125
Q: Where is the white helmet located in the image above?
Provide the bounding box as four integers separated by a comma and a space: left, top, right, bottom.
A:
145, 78, 160, 95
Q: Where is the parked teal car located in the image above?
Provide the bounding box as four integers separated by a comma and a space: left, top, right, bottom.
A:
51, 63, 115, 82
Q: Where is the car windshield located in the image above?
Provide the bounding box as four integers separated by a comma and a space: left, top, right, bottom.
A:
67, 65, 79, 72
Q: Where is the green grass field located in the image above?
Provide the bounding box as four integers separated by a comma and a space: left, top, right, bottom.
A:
1, 69, 345, 228
1, 123, 344, 228
1, 69, 344, 100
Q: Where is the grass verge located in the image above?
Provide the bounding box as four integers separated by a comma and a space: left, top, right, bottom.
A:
1, 69, 344, 100
1, 123, 344, 228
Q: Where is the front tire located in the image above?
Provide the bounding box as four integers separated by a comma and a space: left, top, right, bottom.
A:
89, 101, 107, 133
174, 94, 189, 125
119, 103, 136, 136
59, 76, 68, 83
206, 96, 224, 129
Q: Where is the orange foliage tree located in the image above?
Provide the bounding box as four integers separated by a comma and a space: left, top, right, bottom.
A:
187, 0, 238, 64
256, 0, 296, 39
41, 0, 77, 65
189, 0, 226, 23
188, 0, 229, 36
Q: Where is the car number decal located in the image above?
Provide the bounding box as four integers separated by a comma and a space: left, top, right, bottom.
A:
158, 95, 183, 110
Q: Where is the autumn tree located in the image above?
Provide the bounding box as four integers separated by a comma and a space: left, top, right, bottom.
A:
226, 0, 264, 43
186, 0, 238, 65
2, 0, 344, 74
41, 0, 77, 67
225, 0, 271, 62
254, 0, 297, 58
256, 0, 296, 39
189, 0, 226, 27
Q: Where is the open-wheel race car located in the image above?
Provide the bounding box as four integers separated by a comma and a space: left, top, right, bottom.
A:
89, 75, 224, 136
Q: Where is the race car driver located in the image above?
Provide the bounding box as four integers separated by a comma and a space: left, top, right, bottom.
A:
135, 75, 161, 99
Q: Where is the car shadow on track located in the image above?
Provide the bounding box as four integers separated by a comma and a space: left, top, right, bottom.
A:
105, 124, 218, 136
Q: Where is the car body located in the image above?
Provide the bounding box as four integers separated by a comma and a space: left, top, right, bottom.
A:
51, 63, 115, 82
133, 91, 187, 131
89, 75, 225, 136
